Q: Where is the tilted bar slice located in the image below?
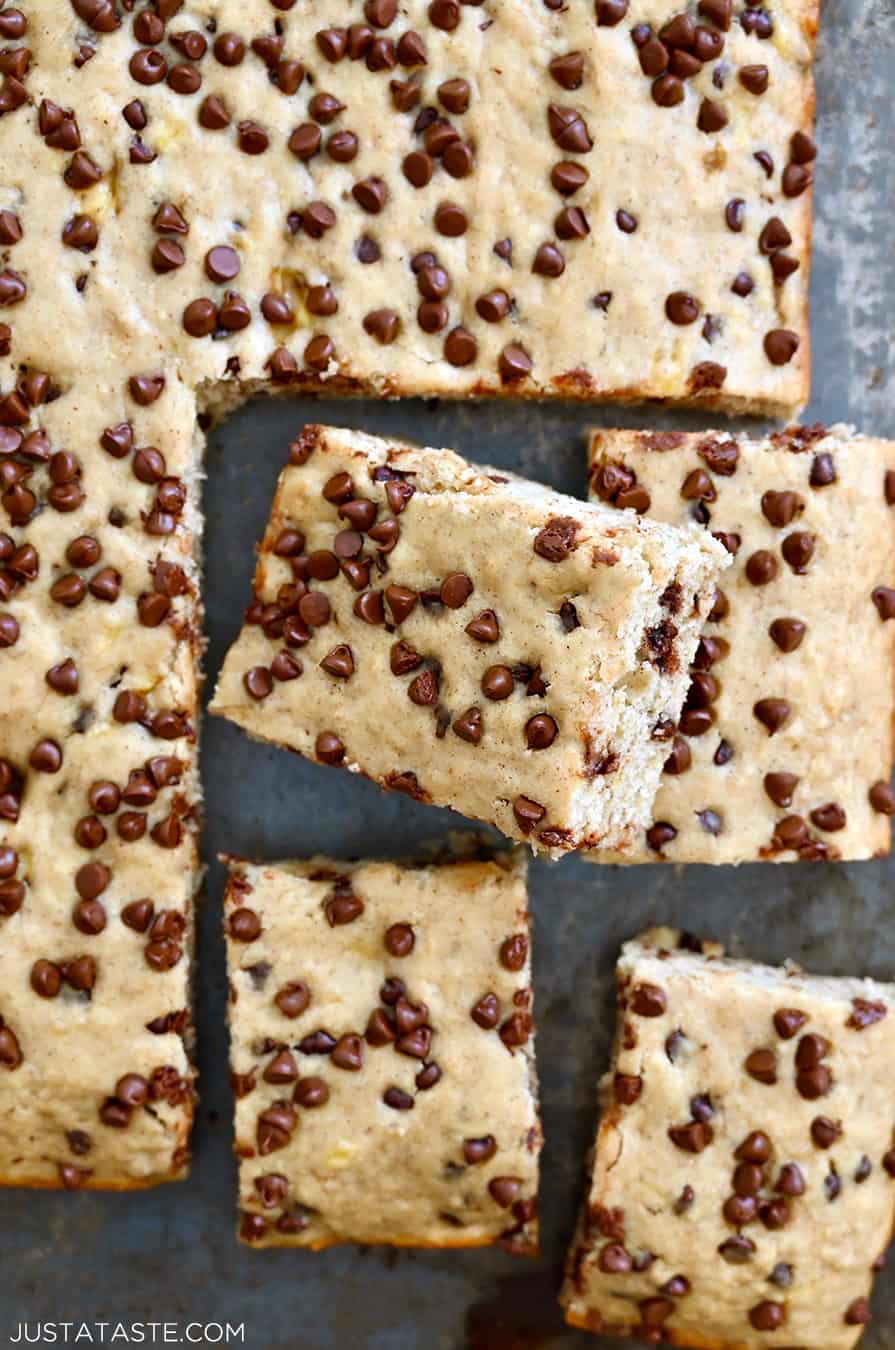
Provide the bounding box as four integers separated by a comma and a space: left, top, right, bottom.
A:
211, 424, 728, 856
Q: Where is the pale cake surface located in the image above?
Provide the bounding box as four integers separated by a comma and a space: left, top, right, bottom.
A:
587, 425, 895, 864
3, 0, 816, 412
224, 850, 541, 1250
562, 927, 895, 1348
210, 423, 727, 856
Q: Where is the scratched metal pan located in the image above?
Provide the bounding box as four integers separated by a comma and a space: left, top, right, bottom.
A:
2, 3, 895, 1348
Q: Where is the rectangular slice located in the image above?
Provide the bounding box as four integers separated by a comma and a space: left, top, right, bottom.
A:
6, 1, 819, 416
210, 424, 727, 856
224, 849, 540, 1250
587, 424, 895, 863
0, 372, 199, 1190
180, 0, 817, 415
561, 927, 895, 1347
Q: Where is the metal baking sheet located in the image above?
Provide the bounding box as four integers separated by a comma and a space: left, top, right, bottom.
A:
4, 2, 895, 1346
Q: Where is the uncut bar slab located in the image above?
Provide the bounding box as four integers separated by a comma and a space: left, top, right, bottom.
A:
561, 928, 895, 1347
586, 424, 895, 864
210, 425, 727, 856
4, 0, 815, 415
224, 850, 540, 1251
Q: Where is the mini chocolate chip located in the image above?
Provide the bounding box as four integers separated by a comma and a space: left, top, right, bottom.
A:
745, 550, 777, 585
547, 103, 592, 154
739, 63, 769, 93
732, 1138, 771, 1175
769, 617, 806, 652
776, 1163, 805, 1196
383, 1086, 414, 1111
765, 329, 800, 366
811, 1116, 842, 1149
320, 645, 354, 679
872, 587, 895, 621
719, 1236, 756, 1265
749, 1302, 784, 1333
244, 666, 273, 701
293, 1076, 329, 1109
463, 1135, 497, 1165
847, 997, 887, 1029
512, 797, 545, 834
642, 814, 678, 851
274, 981, 310, 1019
668, 1122, 713, 1153
652, 74, 684, 107
796, 1064, 832, 1100
810, 802, 846, 833
228, 907, 261, 942
631, 984, 667, 1017
482, 665, 514, 701
666, 292, 701, 325
384, 922, 415, 957
525, 715, 557, 750
845, 1299, 872, 1327
331, 1034, 364, 1071
471, 993, 500, 1030
30, 740, 63, 773
744, 1048, 777, 1084
697, 98, 728, 133
754, 699, 790, 735
869, 781, 895, 814
440, 572, 473, 609
452, 707, 483, 745
773, 1007, 808, 1039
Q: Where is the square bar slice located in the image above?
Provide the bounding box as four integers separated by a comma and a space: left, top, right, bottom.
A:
587, 424, 895, 863
561, 927, 895, 1347
210, 424, 727, 856
224, 849, 540, 1250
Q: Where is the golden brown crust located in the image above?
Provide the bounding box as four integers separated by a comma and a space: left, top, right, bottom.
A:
564, 1308, 744, 1349
0, 1158, 191, 1192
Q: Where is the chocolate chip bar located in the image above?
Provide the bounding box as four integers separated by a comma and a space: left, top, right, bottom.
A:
0, 369, 199, 1187
210, 424, 727, 855
3, 0, 815, 414
587, 424, 895, 863
224, 849, 540, 1250
561, 927, 895, 1346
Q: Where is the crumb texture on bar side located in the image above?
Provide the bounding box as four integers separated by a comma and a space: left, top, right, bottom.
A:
210, 424, 727, 855
586, 424, 895, 864
224, 849, 541, 1250
561, 927, 895, 1348
3, 0, 816, 413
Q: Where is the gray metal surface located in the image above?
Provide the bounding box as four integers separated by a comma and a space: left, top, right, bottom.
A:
4, 2, 895, 1346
